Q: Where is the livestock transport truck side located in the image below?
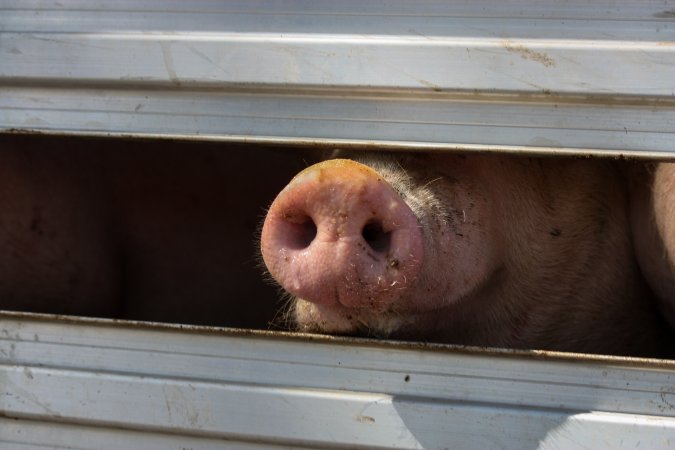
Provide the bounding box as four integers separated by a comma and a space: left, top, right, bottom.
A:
1, 1, 675, 449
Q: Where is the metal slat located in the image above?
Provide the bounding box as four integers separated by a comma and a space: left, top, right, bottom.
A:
1, 1, 674, 156
4, 366, 675, 449
1, 313, 675, 449
2, 316, 675, 419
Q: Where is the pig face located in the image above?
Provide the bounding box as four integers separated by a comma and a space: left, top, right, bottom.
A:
261, 152, 671, 356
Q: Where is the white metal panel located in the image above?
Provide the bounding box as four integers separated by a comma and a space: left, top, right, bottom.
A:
1, 313, 674, 449
1, 0, 674, 156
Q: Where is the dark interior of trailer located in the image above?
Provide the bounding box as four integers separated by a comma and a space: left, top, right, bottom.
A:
0, 133, 315, 330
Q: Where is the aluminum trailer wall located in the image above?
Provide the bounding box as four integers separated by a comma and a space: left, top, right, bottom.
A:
1, 0, 674, 157
1, 312, 675, 449
1, 1, 675, 449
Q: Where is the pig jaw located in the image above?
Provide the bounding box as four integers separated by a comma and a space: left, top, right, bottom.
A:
261, 159, 425, 313
293, 299, 412, 337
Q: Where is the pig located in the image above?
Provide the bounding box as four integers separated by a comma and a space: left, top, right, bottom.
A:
260, 152, 675, 357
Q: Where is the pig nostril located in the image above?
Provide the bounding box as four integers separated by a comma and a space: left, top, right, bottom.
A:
281, 214, 317, 250
362, 221, 391, 254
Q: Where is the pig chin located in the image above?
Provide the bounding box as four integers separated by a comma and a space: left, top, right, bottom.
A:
293, 297, 412, 337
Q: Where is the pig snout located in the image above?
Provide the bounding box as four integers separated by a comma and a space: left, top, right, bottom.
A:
260, 159, 424, 311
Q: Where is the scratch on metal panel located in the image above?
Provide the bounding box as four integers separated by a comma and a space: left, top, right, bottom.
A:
160, 42, 181, 86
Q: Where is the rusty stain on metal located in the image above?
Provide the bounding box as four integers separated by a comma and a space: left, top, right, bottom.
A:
503, 40, 556, 68
654, 10, 675, 18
